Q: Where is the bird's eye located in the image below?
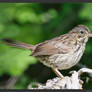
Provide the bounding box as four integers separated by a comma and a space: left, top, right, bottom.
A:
80, 30, 84, 34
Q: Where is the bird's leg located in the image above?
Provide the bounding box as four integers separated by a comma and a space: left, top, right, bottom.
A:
52, 67, 64, 79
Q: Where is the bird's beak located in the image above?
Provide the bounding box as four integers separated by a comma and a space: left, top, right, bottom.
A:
88, 33, 92, 37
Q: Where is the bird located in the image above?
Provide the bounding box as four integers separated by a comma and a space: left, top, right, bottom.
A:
2, 24, 92, 79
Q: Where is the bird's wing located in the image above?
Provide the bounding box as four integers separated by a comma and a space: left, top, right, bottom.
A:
32, 35, 74, 56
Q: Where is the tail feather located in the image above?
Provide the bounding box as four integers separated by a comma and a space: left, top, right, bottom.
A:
2, 38, 35, 51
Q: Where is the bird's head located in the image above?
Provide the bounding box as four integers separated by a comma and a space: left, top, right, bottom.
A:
69, 25, 92, 43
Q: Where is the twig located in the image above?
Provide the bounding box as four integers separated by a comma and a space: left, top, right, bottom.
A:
78, 68, 92, 77
5, 76, 20, 89
28, 68, 92, 89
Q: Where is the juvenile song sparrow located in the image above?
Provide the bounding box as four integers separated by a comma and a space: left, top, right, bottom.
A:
2, 25, 92, 79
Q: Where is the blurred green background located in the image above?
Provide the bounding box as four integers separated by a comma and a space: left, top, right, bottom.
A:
0, 3, 92, 89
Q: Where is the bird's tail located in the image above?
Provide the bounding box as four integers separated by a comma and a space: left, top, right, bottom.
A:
1, 38, 35, 51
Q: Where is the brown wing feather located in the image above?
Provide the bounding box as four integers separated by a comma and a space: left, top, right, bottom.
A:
32, 34, 75, 56
32, 42, 59, 56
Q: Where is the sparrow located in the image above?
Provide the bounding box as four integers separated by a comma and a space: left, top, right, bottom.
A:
2, 25, 92, 79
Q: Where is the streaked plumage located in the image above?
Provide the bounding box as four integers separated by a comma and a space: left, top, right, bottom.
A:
2, 24, 92, 78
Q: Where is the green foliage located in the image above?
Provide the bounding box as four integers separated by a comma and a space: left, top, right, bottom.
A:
0, 3, 92, 89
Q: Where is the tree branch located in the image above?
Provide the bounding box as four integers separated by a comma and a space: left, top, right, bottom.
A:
28, 68, 92, 89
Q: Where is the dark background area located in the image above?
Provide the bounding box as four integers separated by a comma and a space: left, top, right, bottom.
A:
0, 3, 92, 89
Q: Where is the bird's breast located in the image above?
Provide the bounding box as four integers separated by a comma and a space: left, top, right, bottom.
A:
37, 44, 86, 70
50, 44, 86, 70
